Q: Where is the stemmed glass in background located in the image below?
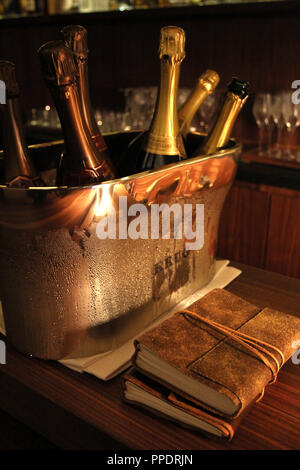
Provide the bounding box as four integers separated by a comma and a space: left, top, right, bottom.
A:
281, 92, 300, 161
123, 87, 157, 130
177, 88, 192, 109
270, 93, 285, 160
197, 92, 221, 134
253, 91, 300, 162
27, 86, 223, 137
252, 93, 272, 157
28, 106, 61, 130
28, 87, 205, 135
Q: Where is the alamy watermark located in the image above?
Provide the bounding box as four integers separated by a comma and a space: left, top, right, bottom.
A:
0, 340, 6, 365
95, 197, 204, 251
0, 80, 5, 105
291, 341, 300, 365
291, 80, 300, 104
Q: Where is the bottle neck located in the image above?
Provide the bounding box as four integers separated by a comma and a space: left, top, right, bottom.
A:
2, 97, 37, 183
145, 58, 185, 157
51, 81, 102, 170
179, 84, 211, 138
200, 92, 245, 156
77, 60, 100, 135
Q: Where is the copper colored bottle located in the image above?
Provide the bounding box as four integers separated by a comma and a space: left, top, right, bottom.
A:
0, 60, 44, 188
61, 25, 113, 172
38, 40, 115, 187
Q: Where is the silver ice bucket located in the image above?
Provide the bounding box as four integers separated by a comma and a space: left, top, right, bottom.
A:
0, 132, 241, 359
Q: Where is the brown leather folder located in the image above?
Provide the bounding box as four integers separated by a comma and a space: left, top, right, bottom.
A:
133, 288, 300, 418
122, 369, 247, 441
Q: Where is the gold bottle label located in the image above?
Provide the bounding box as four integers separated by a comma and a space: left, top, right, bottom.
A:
145, 133, 185, 156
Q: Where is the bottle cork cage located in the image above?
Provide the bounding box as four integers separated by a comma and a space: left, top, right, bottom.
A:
0, 132, 240, 360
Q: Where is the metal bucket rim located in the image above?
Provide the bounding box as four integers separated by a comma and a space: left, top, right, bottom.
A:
0, 131, 242, 192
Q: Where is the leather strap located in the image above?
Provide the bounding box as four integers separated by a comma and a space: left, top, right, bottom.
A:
168, 391, 234, 440
181, 309, 285, 402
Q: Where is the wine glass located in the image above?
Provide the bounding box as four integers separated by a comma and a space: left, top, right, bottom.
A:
123, 87, 156, 131
252, 93, 272, 157
29, 108, 38, 126
178, 88, 192, 108
281, 91, 299, 161
198, 92, 220, 134
269, 92, 285, 160
294, 104, 300, 163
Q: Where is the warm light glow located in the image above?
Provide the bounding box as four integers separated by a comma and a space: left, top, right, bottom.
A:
95, 184, 113, 218
45, 105, 51, 111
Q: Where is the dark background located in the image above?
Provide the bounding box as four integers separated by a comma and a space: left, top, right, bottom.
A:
1, 1, 300, 144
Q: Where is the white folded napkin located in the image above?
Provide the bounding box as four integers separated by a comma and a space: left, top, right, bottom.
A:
0, 260, 241, 381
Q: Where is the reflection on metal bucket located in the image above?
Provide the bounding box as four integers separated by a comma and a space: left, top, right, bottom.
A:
0, 132, 241, 360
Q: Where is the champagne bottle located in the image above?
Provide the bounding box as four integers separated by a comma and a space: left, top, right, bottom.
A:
127, 26, 187, 173
0, 60, 44, 188
38, 40, 115, 187
195, 77, 249, 156
61, 25, 113, 171
178, 69, 220, 139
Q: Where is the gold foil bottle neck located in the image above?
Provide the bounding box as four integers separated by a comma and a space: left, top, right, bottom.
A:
0, 60, 20, 98
198, 69, 220, 94
199, 77, 250, 156
38, 40, 78, 87
144, 26, 186, 157
61, 25, 89, 61
159, 26, 186, 63
178, 69, 219, 139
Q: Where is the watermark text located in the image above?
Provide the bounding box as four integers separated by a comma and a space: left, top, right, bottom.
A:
0, 80, 5, 105
96, 197, 204, 251
0, 340, 6, 365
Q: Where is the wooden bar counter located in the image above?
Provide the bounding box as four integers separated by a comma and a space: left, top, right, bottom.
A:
0, 263, 299, 450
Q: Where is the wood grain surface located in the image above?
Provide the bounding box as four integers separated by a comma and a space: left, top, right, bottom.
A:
265, 194, 300, 278
217, 182, 300, 279
0, 263, 300, 450
217, 182, 271, 270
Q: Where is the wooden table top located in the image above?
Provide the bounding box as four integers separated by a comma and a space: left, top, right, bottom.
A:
0, 262, 300, 450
